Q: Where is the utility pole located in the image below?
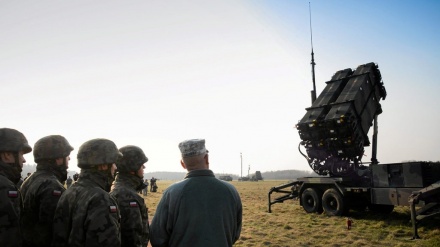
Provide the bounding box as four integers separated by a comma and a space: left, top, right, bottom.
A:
240, 152, 242, 179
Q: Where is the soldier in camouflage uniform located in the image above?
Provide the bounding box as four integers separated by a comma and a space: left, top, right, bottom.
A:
20, 135, 74, 247
110, 145, 150, 247
0, 128, 32, 247
52, 138, 122, 247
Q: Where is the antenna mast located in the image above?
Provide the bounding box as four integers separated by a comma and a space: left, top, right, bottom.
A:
309, 2, 317, 104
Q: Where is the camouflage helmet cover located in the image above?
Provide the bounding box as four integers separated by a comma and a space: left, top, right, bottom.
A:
116, 145, 148, 173
0, 128, 32, 154
77, 138, 122, 167
33, 135, 74, 163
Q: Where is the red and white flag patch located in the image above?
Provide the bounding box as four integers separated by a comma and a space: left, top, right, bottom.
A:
52, 190, 62, 196
109, 205, 117, 213
8, 191, 18, 198
129, 201, 138, 207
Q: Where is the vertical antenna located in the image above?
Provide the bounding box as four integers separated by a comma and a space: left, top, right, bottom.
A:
309, 2, 317, 104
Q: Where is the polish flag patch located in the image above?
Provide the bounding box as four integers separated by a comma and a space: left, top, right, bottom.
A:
109, 205, 117, 213
8, 191, 18, 198
129, 201, 138, 207
52, 190, 62, 196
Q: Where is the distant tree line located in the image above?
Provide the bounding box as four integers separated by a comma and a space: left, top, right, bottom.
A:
260, 170, 317, 180
143, 170, 317, 181
144, 171, 187, 181
21, 164, 78, 180
215, 169, 317, 181
22, 161, 440, 181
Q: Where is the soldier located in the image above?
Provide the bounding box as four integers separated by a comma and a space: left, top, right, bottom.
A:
142, 178, 149, 196
150, 139, 242, 247
110, 145, 150, 247
66, 176, 73, 188
52, 138, 122, 247
150, 177, 157, 192
0, 128, 32, 247
72, 172, 79, 182
20, 135, 74, 247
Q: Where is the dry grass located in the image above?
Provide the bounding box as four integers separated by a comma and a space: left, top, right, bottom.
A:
145, 180, 440, 247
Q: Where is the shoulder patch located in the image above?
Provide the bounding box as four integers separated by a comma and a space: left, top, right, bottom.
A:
52, 190, 62, 196
8, 191, 18, 198
129, 201, 138, 207
109, 205, 117, 213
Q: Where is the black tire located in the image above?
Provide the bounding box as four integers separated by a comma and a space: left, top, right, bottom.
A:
301, 188, 323, 213
368, 204, 394, 214
322, 188, 347, 216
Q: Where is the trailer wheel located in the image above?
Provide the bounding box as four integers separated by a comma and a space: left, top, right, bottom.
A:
301, 188, 322, 213
322, 188, 347, 216
368, 204, 394, 214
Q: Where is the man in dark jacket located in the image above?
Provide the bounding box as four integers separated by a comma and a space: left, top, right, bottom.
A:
20, 135, 74, 247
150, 139, 242, 247
110, 145, 150, 247
52, 138, 122, 247
0, 128, 32, 247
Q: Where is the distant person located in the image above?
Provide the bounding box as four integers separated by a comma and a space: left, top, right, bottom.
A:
72, 172, 79, 182
20, 135, 74, 247
24, 172, 32, 181
150, 139, 242, 247
52, 138, 121, 246
110, 145, 150, 246
150, 177, 157, 192
142, 178, 149, 196
66, 176, 73, 188
0, 128, 32, 247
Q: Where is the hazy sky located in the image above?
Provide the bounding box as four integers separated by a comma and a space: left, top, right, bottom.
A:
2, 0, 439, 175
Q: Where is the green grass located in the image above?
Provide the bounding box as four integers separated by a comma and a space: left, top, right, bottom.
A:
146, 180, 440, 247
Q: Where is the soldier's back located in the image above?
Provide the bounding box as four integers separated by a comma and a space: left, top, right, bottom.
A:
21, 169, 64, 247
0, 173, 22, 247
110, 175, 149, 247
52, 176, 121, 247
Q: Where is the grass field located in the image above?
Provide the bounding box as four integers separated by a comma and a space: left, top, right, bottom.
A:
145, 180, 440, 247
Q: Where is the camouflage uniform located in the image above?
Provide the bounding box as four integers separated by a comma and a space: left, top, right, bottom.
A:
110, 145, 149, 247
20, 135, 73, 247
0, 161, 23, 247
0, 128, 32, 247
20, 163, 66, 246
110, 173, 149, 247
52, 170, 121, 247
52, 138, 122, 247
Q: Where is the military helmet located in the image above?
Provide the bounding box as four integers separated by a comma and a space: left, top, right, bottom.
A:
0, 128, 32, 154
33, 135, 74, 163
77, 138, 122, 167
116, 145, 148, 173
